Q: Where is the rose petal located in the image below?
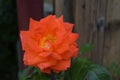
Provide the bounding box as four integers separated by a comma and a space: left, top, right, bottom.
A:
52, 53, 62, 60
23, 51, 47, 65
64, 22, 74, 32
51, 60, 70, 71
39, 52, 51, 57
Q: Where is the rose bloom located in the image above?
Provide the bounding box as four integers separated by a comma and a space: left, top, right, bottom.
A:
20, 15, 79, 74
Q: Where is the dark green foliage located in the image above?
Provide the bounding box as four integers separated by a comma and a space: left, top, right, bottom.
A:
108, 63, 120, 78
86, 64, 112, 80
19, 66, 33, 80
0, 0, 18, 80
63, 43, 113, 80
20, 58, 113, 80
79, 44, 94, 54
64, 58, 112, 80
19, 67, 50, 80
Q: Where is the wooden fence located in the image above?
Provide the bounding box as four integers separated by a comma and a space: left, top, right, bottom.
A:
54, 0, 120, 67
54, 0, 107, 64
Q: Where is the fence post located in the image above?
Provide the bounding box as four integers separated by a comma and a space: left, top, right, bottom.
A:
17, 0, 43, 71
54, 0, 63, 17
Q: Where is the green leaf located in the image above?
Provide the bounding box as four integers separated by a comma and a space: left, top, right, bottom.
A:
109, 63, 120, 77
86, 64, 112, 80
33, 74, 41, 80
80, 44, 94, 54
38, 72, 50, 80
19, 66, 33, 80
19, 67, 50, 80
34, 68, 50, 80
64, 58, 91, 80
64, 58, 112, 80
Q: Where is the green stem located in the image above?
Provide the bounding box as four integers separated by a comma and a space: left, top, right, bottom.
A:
50, 71, 56, 80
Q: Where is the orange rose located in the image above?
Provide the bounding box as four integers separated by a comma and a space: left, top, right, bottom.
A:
20, 15, 79, 74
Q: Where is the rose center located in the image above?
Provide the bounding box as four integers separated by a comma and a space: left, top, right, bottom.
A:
39, 35, 56, 49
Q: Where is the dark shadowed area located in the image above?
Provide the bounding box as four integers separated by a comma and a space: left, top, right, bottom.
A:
0, 0, 18, 80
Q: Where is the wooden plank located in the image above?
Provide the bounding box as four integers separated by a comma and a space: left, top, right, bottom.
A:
90, 0, 107, 64
89, 0, 98, 63
17, 0, 29, 30
74, 0, 96, 58
17, 0, 43, 30
17, 0, 43, 71
63, 0, 74, 23
54, 0, 63, 17
107, 0, 120, 23
96, 0, 107, 64
74, 0, 86, 45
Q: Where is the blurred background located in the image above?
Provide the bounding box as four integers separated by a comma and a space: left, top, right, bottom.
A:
0, 0, 18, 80
0, 0, 53, 80
0, 0, 120, 80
